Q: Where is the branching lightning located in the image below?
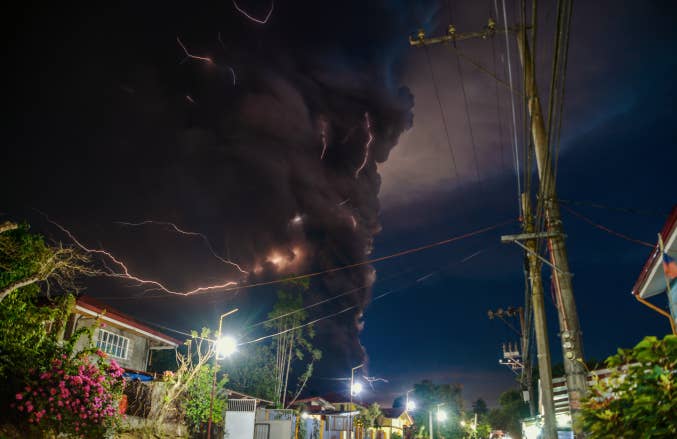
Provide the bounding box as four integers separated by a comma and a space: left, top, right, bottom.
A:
115, 220, 248, 274
363, 376, 389, 390
217, 32, 237, 86
232, 0, 275, 24
42, 216, 241, 296
176, 36, 214, 64
355, 112, 373, 178
319, 118, 329, 160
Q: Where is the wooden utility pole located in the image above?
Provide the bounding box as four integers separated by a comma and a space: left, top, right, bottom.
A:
408, 14, 583, 438
487, 305, 536, 417
515, 27, 588, 419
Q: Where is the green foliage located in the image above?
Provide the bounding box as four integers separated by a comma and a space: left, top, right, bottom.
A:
577, 335, 677, 438
487, 389, 529, 438
224, 343, 277, 402
408, 380, 465, 439
0, 224, 51, 288
356, 402, 382, 430
0, 288, 78, 413
267, 280, 321, 407
391, 433, 402, 439
182, 364, 228, 435
13, 350, 125, 437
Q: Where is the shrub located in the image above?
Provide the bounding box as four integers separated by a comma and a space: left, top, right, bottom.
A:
577, 335, 677, 438
12, 350, 125, 437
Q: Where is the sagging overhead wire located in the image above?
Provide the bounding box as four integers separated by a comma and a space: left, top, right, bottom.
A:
247, 247, 492, 330
424, 46, 460, 181
98, 219, 514, 301
497, 0, 523, 209
561, 205, 654, 248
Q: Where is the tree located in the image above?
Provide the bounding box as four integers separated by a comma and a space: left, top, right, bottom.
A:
487, 389, 529, 439
148, 328, 220, 434
408, 380, 465, 439
183, 363, 228, 436
266, 279, 322, 407
577, 335, 677, 438
356, 402, 382, 433
0, 223, 95, 303
224, 343, 277, 402
472, 398, 488, 416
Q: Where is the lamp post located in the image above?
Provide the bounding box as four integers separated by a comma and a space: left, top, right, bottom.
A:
207, 308, 239, 439
405, 389, 416, 412
349, 363, 364, 439
428, 403, 446, 439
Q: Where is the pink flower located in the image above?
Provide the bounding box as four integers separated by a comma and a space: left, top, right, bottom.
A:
15, 393, 23, 400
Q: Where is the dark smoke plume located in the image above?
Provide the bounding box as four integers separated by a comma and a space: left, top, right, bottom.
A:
5, 0, 435, 377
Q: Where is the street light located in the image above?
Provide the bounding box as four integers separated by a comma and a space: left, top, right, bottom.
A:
429, 403, 445, 439
215, 335, 237, 359
405, 389, 416, 412
349, 363, 365, 439
351, 381, 363, 396
207, 308, 239, 439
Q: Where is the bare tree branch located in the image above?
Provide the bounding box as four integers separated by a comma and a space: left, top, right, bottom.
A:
0, 221, 18, 234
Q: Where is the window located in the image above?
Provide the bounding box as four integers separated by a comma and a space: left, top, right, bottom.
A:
96, 329, 130, 359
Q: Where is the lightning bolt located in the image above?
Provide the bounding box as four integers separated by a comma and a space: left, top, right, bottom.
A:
176, 36, 214, 64
354, 112, 373, 178
43, 216, 241, 297
319, 118, 329, 159
232, 0, 274, 24
115, 220, 248, 274
217, 32, 237, 86
362, 376, 389, 390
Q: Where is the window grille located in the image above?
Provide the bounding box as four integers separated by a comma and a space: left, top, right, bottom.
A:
96, 329, 130, 359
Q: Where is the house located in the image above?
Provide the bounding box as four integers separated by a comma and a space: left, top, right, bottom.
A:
292, 396, 337, 414
376, 407, 414, 439
64, 296, 181, 372
632, 205, 677, 327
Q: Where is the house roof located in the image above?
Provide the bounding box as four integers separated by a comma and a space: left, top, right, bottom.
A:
75, 295, 182, 347
292, 397, 335, 409
632, 205, 677, 298
225, 389, 273, 405
381, 407, 406, 418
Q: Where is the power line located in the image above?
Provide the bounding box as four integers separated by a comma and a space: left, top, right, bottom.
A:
247, 247, 491, 329
100, 219, 514, 301
497, 0, 523, 205
561, 205, 654, 248
455, 51, 482, 185
424, 45, 460, 181
558, 199, 668, 218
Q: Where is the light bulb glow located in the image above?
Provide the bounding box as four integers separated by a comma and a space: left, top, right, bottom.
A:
406, 400, 416, 411
351, 382, 363, 396
215, 335, 237, 359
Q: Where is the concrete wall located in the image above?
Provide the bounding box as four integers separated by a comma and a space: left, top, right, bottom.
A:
225, 411, 255, 439
72, 317, 149, 371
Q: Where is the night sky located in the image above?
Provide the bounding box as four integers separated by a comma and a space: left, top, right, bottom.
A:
5, 0, 676, 407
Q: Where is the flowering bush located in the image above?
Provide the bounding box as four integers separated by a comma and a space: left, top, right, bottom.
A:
12, 350, 125, 437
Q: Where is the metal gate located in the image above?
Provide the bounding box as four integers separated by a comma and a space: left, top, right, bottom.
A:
254, 423, 270, 439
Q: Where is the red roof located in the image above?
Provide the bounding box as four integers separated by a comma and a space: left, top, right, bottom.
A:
76, 295, 182, 346
632, 205, 677, 298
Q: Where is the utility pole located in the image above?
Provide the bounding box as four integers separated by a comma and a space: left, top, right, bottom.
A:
515, 27, 588, 419
408, 15, 574, 439
487, 306, 536, 417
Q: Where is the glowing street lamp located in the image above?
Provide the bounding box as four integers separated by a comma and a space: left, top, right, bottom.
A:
351, 381, 364, 396
215, 335, 237, 360
405, 388, 416, 412
436, 409, 447, 422
207, 308, 239, 439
